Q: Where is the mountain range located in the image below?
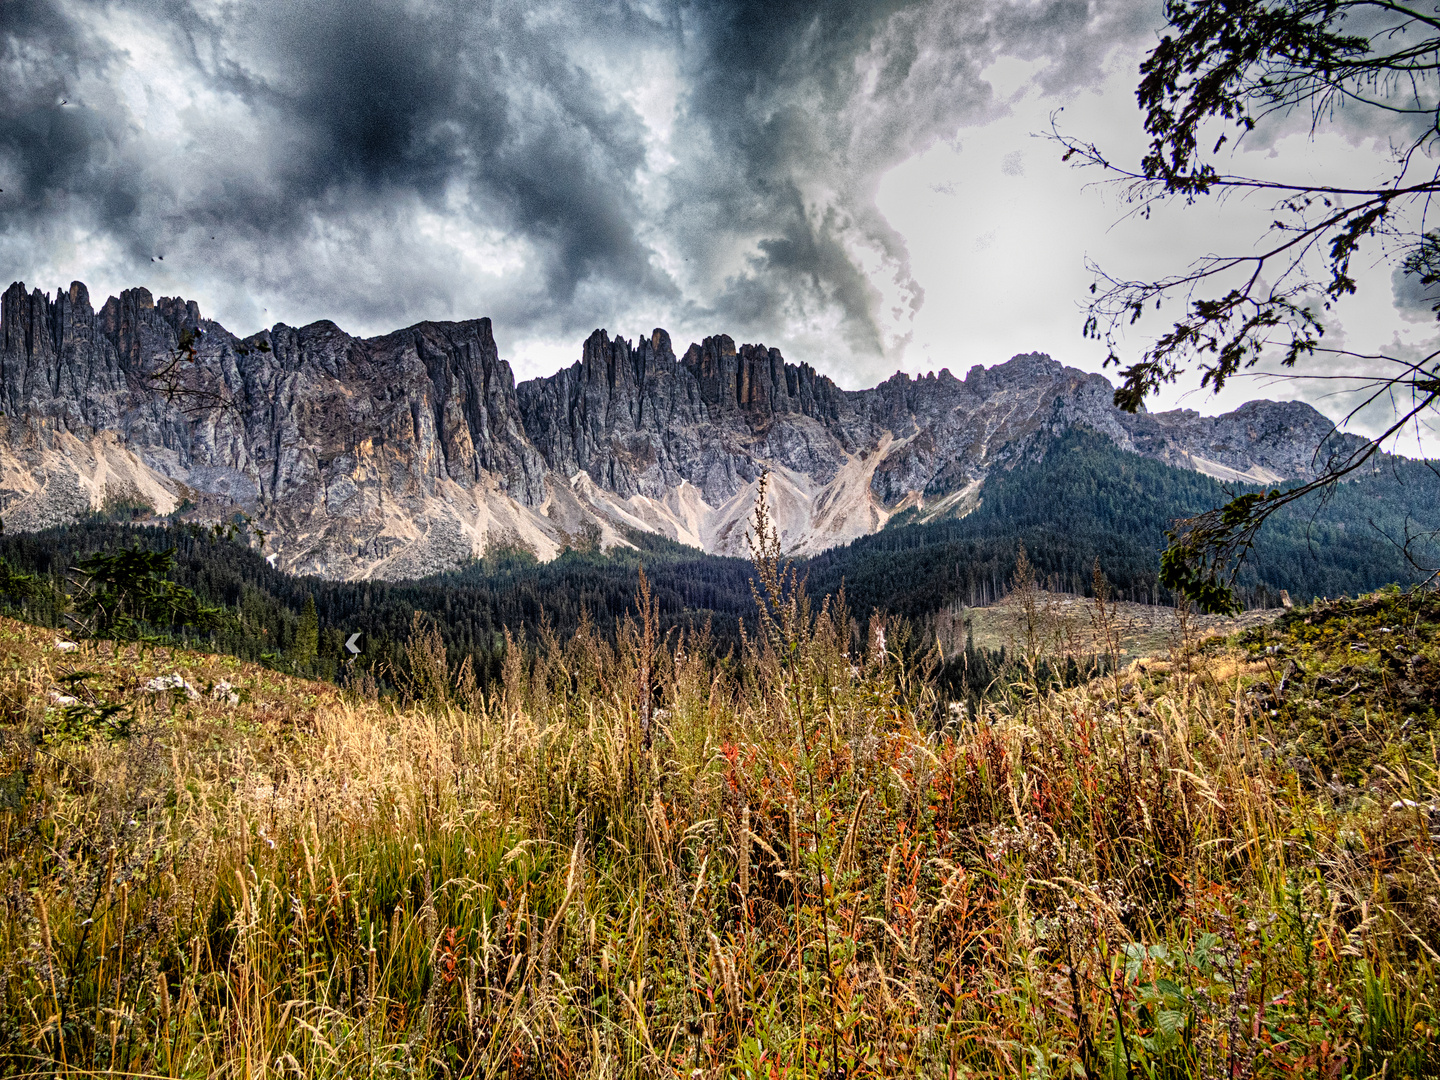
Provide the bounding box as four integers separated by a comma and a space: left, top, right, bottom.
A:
0, 279, 1361, 579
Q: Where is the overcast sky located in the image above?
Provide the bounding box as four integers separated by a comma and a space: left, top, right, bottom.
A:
2, 0, 1436, 449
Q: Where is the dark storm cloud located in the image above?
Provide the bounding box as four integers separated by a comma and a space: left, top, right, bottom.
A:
0, 1, 121, 213
0, 0, 1160, 367
1, 0, 676, 333
670, 0, 1161, 357
239, 0, 670, 295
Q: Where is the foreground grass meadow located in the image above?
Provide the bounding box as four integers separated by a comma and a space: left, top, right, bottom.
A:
0, 541, 1438, 1077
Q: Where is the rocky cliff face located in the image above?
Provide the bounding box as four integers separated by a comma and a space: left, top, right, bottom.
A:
0, 279, 1362, 578
0, 280, 552, 577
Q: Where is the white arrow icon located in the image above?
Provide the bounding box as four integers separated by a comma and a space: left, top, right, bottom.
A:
345, 632, 362, 655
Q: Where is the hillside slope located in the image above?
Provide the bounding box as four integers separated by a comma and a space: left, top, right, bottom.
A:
0, 584, 1435, 1076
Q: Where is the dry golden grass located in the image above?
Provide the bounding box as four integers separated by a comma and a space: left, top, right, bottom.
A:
0, 561, 1437, 1079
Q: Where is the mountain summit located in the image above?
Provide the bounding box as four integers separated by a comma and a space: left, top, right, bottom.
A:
0, 280, 1352, 578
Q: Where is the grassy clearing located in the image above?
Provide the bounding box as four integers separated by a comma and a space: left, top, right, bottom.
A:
952, 592, 1281, 664
0, 536, 1438, 1077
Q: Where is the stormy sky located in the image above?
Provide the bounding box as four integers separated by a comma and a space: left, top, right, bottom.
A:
1, 0, 1436, 446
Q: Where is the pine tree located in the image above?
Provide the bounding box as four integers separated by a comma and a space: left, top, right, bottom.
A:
292, 594, 319, 665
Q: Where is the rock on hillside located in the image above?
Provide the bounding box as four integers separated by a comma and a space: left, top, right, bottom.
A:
0, 279, 1361, 578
